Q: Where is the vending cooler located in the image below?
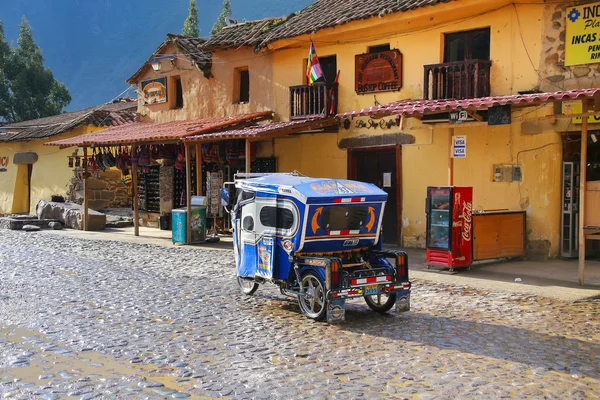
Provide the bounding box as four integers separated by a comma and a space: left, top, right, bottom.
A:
425, 186, 473, 269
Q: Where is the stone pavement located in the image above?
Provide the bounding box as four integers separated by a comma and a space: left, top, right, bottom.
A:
0, 230, 599, 399
45, 227, 600, 302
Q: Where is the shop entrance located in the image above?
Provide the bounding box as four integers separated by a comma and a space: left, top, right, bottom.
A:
12, 163, 32, 214
349, 146, 401, 246
562, 131, 600, 258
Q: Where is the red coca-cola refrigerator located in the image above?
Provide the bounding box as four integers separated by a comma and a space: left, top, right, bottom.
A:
425, 186, 473, 269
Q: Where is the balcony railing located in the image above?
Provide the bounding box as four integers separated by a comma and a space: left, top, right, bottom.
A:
289, 82, 338, 120
423, 59, 492, 100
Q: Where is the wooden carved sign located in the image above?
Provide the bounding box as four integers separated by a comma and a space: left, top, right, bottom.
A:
355, 49, 403, 94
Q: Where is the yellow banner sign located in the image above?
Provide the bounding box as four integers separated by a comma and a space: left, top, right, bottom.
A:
565, 2, 600, 66
564, 101, 600, 124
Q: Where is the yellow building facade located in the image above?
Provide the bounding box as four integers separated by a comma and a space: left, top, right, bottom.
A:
124, 0, 598, 258
0, 103, 136, 215
256, 0, 596, 257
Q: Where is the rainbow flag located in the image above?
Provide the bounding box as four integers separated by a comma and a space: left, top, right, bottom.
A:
306, 41, 324, 85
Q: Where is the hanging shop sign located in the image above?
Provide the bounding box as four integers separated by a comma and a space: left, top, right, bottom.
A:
565, 2, 600, 66
488, 105, 512, 126
449, 109, 469, 124
355, 49, 402, 94
141, 77, 168, 104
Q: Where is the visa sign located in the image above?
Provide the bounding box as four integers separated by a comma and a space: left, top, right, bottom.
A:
452, 136, 467, 158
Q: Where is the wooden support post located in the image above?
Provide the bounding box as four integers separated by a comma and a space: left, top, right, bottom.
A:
196, 144, 203, 196
185, 143, 192, 245
245, 139, 251, 174
82, 146, 89, 231
578, 101, 588, 286
448, 128, 454, 186
132, 145, 139, 237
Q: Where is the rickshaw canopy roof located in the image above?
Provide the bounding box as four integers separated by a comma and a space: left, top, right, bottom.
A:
236, 174, 388, 202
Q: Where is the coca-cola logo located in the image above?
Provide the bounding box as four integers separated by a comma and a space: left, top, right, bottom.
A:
462, 201, 472, 242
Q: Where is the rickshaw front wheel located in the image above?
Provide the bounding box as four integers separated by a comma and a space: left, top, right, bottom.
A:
297, 271, 327, 321
237, 276, 259, 296
364, 292, 397, 313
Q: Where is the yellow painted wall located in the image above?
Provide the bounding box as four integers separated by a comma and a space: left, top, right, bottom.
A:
270, 1, 545, 119
264, 0, 564, 256
272, 133, 347, 178
400, 106, 562, 256
137, 43, 273, 123
0, 124, 108, 215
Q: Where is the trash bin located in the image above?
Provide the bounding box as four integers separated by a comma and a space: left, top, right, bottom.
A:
172, 206, 207, 244
159, 214, 171, 230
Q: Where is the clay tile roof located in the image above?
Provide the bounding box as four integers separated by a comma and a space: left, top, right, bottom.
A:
127, 34, 212, 83
336, 88, 600, 118
183, 117, 337, 143
0, 100, 138, 143
46, 111, 273, 148
258, 0, 452, 48
201, 18, 288, 51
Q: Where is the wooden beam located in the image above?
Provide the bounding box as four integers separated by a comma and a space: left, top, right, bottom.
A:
245, 139, 251, 173
579, 100, 588, 286
132, 145, 139, 237
422, 121, 489, 129
467, 111, 484, 122
185, 143, 192, 245
82, 146, 89, 231
195, 144, 202, 196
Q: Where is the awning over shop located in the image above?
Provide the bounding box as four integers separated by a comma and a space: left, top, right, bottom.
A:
45, 111, 273, 148
183, 117, 337, 143
337, 88, 600, 118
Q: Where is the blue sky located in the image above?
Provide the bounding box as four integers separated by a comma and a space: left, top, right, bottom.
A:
0, 0, 312, 110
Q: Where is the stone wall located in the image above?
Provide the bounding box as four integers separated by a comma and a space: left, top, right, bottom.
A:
540, 2, 600, 91
69, 168, 132, 211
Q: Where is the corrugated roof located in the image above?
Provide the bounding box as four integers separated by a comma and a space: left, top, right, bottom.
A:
183, 117, 337, 143
337, 89, 600, 118
46, 111, 273, 148
0, 100, 137, 143
258, 0, 452, 49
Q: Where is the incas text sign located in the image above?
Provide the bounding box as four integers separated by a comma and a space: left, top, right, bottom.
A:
566, 2, 600, 66
355, 50, 402, 94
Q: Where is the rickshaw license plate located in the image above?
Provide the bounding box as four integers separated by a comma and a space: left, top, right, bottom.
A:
364, 285, 378, 295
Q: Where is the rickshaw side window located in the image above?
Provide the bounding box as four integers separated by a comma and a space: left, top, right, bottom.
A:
259, 206, 294, 230
243, 216, 254, 231
321, 206, 368, 231
237, 190, 255, 204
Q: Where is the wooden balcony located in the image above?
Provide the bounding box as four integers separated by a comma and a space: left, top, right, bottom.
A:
423, 59, 492, 100
289, 82, 339, 120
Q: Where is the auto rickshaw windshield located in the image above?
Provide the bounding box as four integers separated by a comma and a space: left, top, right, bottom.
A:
320, 205, 368, 231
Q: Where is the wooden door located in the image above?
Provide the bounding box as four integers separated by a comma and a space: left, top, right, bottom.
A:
350, 147, 401, 245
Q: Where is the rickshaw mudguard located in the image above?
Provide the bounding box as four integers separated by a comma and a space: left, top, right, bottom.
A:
327, 297, 346, 324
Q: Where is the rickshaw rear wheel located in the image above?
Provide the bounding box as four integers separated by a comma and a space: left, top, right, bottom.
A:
237, 276, 259, 296
364, 292, 397, 313
297, 271, 327, 321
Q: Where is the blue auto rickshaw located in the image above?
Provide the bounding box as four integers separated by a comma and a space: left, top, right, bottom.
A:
222, 173, 411, 323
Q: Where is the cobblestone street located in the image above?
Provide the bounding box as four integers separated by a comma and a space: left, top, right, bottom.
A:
0, 230, 599, 399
